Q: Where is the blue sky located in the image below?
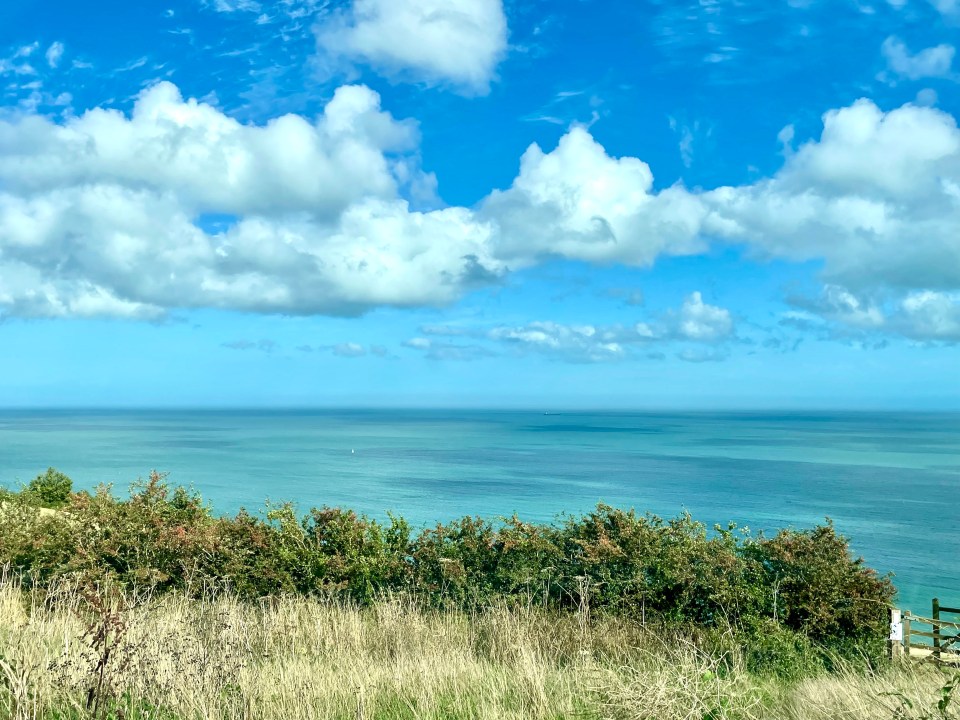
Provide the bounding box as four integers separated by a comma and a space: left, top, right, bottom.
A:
0, 0, 959, 408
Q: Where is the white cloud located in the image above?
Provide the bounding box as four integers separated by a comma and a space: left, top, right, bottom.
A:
45, 42, 64, 69
489, 321, 630, 362
895, 291, 960, 341
784, 287, 960, 343
0, 45, 39, 77
674, 291, 734, 341
332, 342, 366, 357
0, 190, 502, 317
0, 81, 424, 218
14, 43, 39, 59
0, 81, 502, 318
789, 285, 886, 331
480, 292, 734, 362
882, 36, 955, 80
705, 99, 960, 293
482, 126, 707, 267
211, 0, 262, 12
2, 81, 960, 348
315, 0, 507, 93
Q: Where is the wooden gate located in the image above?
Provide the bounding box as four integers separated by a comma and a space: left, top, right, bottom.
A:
890, 598, 960, 663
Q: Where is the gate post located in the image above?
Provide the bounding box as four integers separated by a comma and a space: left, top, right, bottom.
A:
933, 598, 941, 661
903, 611, 911, 659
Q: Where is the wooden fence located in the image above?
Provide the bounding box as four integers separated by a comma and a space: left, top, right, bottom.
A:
890, 598, 960, 663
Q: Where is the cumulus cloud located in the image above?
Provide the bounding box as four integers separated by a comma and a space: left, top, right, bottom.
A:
895, 291, 960, 341
881, 36, 955, 80
0, 81, 503, 318
0, 84, 720, 321
2, 81, 960, 352
784, 287, 960, 343
672, 291, 734, 341
789, 285, 886, 331
315, 0, 507, 93
482, 126, 708, 266
1, 82, 417, 217
704, 99, 960, 295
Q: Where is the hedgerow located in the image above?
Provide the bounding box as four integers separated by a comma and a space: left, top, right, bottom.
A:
0, 469, 895, 651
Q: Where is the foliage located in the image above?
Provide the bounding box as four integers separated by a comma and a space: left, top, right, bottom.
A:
26, 468, 73, 509
742, 521, 895, 641
0, 471, 896, 661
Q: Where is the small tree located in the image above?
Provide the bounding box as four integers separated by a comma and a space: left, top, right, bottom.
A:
28, 467, 73, 508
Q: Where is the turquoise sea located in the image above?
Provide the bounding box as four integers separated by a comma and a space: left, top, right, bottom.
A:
1, 409, 957, 613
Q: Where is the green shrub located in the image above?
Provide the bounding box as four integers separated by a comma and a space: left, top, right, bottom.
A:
303, 507, 413, 602
736, 618, 825, 680
548, 507, 767, 624
26, 467, 73, 508
411, 515, 562, 609
742, 521, 895, 641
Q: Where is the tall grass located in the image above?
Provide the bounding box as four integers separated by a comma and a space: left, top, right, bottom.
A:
0, 576, 952, 720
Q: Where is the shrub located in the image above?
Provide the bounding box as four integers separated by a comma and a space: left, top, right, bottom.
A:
742, 521, 895, 641
304, 507, 413, 602
411, 515, 562, 609
549, 507, 767, 624
735, 618, 825, 680
26, 467, 73, 508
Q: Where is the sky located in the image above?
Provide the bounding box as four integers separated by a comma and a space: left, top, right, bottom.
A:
0, 0, 958, 409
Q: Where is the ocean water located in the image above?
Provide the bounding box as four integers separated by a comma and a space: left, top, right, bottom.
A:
1, 409, 957, 613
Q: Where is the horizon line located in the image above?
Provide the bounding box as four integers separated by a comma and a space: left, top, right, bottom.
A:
1, 405, 959, 414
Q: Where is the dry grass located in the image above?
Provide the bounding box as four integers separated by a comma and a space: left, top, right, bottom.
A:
0, 576, 953, 720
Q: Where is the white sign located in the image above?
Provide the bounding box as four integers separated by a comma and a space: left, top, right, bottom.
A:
890, 608, 903, 642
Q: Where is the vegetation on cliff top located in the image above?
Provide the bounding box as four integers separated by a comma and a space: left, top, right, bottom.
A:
1, 469, 894, 651
6, 468, 957, 720
1, 577, 956, 720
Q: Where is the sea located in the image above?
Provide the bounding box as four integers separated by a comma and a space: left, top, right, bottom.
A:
1, 408, 957, 613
